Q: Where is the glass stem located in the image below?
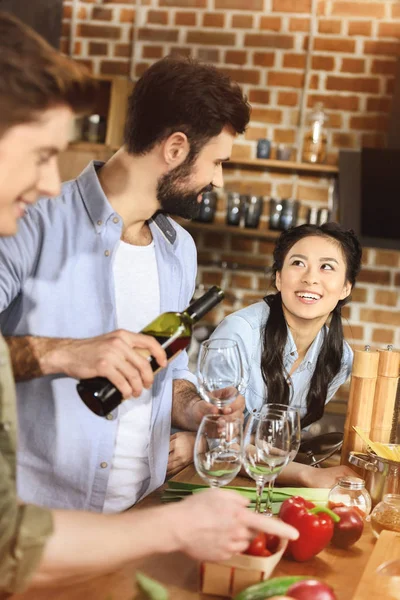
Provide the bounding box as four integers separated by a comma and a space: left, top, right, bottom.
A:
263, 479, 274, 515
255, 479, 265, 514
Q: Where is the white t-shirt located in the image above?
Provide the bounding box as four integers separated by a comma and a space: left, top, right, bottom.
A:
103, 239, 160, 513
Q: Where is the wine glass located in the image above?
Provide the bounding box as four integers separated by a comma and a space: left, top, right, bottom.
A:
197, 338, 245, 409
194, 415, 243, 488
262, 404, 301, 464
243, 408, 290, 514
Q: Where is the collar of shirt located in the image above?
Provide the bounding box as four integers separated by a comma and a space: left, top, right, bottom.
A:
283, 326, 326, 373
76, 161, 178, 245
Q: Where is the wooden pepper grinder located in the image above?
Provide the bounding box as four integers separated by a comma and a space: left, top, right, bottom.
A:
341, 346, 380, 468
370, 345, 400, 444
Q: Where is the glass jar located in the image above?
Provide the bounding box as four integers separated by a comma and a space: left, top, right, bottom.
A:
328, 476, 372, 517
302, 102, 328, 164
370, 494, 400, 538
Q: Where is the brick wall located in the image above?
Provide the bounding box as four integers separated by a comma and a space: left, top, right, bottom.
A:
61, 0, 400, 351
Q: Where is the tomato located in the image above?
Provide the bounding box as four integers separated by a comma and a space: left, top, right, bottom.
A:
266, 534, 280, 553
287, 580, 337, 600
244, 532, 272, 557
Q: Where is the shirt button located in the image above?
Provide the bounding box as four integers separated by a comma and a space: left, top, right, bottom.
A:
106, 414, 113, 421
290, 352, 295, 356
113, 217, 119, 224
0, 421, 11, 431
104, 250, 110, 257
100, 462, 108, 469
97, 220, 102, 226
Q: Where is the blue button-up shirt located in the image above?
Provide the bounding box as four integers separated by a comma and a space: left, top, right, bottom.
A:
210, 300, 353, 422
0, 162, 197, 512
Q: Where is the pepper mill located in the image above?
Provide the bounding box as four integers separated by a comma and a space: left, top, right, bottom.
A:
341, 346, 380, 468
370, 346, 400, 444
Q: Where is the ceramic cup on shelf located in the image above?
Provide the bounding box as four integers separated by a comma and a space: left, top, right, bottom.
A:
226, 192, 243, 227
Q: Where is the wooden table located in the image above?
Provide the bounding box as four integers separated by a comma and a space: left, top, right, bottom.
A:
12, 465, 376, 600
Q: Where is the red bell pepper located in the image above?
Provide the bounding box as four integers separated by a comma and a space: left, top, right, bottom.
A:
279, 496, 340, 562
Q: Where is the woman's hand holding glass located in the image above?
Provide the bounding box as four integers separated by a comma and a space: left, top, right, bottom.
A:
197, 339, 246, 409
243, 408, 290, 514
194, 415, 243, 488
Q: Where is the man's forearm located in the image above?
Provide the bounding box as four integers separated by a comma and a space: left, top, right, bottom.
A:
171, 379, 202, 431
5, 336, 71, 381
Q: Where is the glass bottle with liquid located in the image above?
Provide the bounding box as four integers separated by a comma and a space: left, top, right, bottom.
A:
302, 103, 328, 164
77, 286, 225, 417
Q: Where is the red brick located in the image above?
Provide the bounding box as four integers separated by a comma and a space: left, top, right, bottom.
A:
372, 329, 394, 345
88, 42, 108, 56
142, 45, 163, 59
268, 71, 304, 88
245, 126, 268, 141
374, 250, 400, 268
114, 43, 131, 58
138, 28, 179, 42
251, 107, 283, 123
348, 21, 372, 36
307, 93, 359, 111
62, 22, 70, 37
332, 132, 358, 149
203, 12, 225, 27
232, 15, 253, 28
343, 325, 364, 340
273, 129, 296, 144
371, 59, 397, 76
278, 91, 299, 106
341, 58, 365, 74
92, 7, 113, 20
219, 67, 260, 84
245, 33, 294, 49
253, 52, 275, 67
360, 308, 400, 327
225, 50, 247, 65
395, 273, 400, 287
358, 269, 391, 285
231, 274, 253, 289
350, 115, 388, 131
197, 49, 220, 62
379, 22, 400, 38
78, 24, 120, 39
332, 1, 385, 18
260, 16, 282, 31
73, 41, 82, 56
393, 4, 400, 18
215, 0, 263, 8
326, 76, 379, 94
297, 185, 329, 203
312, 55, 335, 70
120, 8, 135, 23
352, 287, 368, 303
187, 31, 235, 45
160, 0, 205, 6
175, 12, 196, 26
314, 37, 356, 53
326, 113, 342, 128
366, 97, 392, 112
135, 62, 150, 78
283, 53, 306, 69
364, 40, 400, 56
289, 17, 310, 32
318, 19, 342, 34
63, 5, 72, 19
272, 0, 311, 12
361, 133, 386, 148
147, 10, 168, 25
309, 74, 319, 90
171, 47, 192, 58
249, 89, 271, 104
387, 77, 395, 94
100, 60, 130, 76
374, 290, 398, 307
231, 144, 253, 161
74, 59, 93, 73
59, 39, 69, 54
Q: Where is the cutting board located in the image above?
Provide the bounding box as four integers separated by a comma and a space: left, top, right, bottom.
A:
352, 530, 400, 600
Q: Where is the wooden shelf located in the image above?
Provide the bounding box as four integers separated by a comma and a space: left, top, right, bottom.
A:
175, 218, 281, 241
225, 157, 338, 175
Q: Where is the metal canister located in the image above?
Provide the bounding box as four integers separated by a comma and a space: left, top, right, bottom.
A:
349, 450, 400, 507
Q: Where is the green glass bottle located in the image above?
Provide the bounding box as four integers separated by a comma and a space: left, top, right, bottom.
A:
77, 286, 224, 416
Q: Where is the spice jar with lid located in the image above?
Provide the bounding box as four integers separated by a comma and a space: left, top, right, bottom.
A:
328, 476, 372, 517
370, 494, 400, 538
302, 102, 328, 164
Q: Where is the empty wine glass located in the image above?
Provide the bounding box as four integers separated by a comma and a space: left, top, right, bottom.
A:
194, 415, 243, 488
197, 338, 245, 409
261, 404, 301, 464
243, 408, 290, 514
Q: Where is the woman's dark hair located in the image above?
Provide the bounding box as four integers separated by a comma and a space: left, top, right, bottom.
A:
124, 56, 250, 159
261, 222, 362, 427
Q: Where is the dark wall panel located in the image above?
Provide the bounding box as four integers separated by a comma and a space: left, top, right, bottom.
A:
0, 0, 63, 48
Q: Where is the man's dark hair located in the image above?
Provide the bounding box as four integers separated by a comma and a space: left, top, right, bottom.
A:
124, 56, 251, 157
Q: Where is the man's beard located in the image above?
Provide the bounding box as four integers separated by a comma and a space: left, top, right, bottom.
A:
156, 158, 213, 220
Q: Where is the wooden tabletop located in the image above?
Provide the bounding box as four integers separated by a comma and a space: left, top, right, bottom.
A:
13, 465, 376, 600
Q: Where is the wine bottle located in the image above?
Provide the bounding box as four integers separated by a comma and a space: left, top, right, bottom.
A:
76, 286, 224, 417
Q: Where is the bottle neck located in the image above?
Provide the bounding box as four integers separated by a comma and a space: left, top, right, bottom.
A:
185, 286, 224, 323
